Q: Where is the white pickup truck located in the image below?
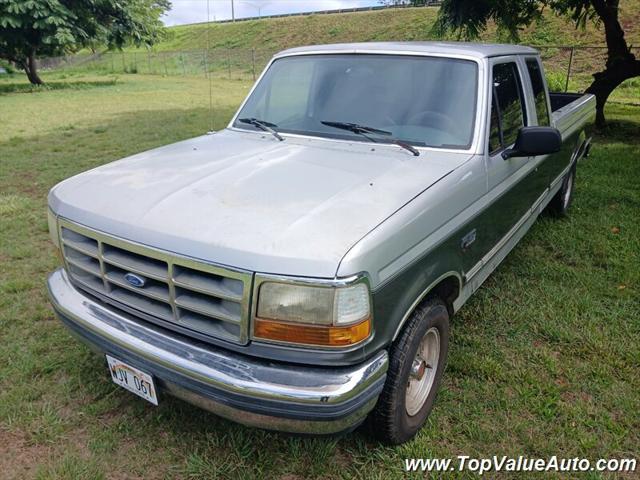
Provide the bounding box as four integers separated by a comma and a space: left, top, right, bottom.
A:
47, 42, 595, 444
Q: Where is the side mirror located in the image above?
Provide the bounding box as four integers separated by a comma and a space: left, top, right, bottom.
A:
502, 126, 562, 160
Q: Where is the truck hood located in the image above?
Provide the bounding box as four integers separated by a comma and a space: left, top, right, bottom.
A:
49, 129, 471, 277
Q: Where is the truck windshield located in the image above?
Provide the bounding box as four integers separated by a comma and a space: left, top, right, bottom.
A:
233, 54, 478, 149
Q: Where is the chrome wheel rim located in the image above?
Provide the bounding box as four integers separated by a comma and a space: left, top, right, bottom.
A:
405, 327, 440, 416
563, 172, 574, 209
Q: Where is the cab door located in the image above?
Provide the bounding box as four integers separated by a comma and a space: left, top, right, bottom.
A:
482, 56, 546, 248
522, 56, 570, 186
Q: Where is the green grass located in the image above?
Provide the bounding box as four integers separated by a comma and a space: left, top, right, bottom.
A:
0, 73, 638, 479
0, 78, 119, 95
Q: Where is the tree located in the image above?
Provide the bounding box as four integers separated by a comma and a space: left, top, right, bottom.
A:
0, 0, 170, 85
434, 0, 639, 127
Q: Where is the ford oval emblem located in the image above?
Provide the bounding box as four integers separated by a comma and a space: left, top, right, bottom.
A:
124, 272, 146, 288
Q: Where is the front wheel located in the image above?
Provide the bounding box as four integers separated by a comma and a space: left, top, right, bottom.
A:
368, 297, 449, 445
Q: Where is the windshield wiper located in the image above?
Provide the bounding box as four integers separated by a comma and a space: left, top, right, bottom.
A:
321, 121, 392, 136
239, 117, 284, 141
393, 140, 420, 157
320, 121, 419, 156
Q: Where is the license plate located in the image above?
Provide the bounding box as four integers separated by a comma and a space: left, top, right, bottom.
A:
106, 355, 158, 405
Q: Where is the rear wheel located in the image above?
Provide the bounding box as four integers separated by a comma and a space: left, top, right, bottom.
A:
369, 297, 449, 445
547, 164, 576, 217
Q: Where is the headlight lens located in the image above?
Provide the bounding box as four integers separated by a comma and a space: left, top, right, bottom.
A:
254, 280, 372, 347
257, 283, 335, 325
47, 209, 60, 249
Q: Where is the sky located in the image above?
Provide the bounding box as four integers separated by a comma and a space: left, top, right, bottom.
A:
163, 0, 382, 26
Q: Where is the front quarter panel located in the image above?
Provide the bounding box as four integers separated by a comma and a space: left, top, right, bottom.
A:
337, 153, 486, 351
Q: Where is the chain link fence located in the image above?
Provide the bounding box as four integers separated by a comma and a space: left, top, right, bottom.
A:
38, 46, 640, 93
39, 49, 274, 81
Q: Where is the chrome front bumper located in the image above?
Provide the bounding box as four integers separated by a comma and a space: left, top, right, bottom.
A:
47, 268, 388, 435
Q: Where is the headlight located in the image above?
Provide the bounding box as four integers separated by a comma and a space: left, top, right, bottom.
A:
253, 279, 372, 347
47, 208, 60, 249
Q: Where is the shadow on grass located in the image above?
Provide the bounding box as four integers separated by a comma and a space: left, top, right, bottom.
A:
595, 103, 640, 144
594, 118, 640, 145
0, 78, 119, 95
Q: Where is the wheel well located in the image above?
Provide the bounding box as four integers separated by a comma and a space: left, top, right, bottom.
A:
429, 275, 460, 316
392, 274, 462, 342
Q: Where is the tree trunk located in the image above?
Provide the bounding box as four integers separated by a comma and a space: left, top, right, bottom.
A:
22, 50, 43, 85
587, 0, 638, 127
586, 58, 640, 127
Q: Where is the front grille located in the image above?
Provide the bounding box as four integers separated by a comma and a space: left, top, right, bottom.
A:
59, 219, 252, 344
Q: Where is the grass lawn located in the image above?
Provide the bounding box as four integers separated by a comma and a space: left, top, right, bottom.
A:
0, 73, 638, 479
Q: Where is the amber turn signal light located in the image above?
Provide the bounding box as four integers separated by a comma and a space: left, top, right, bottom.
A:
254, 317, 371, 347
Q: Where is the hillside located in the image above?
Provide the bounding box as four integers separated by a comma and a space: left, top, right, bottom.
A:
137, 2, 640, 53
48, 1, 639, 99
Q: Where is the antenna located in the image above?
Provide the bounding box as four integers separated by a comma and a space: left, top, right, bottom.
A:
206, 0, 215, 133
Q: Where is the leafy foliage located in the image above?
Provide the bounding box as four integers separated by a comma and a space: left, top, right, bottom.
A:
0, 58, 15, 74
433, 0, 600, 40
0, 0, 170, 83
435, 0, 640, 126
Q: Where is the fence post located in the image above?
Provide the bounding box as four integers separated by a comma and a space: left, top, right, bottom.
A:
181, 53, 186, 75
111, 54, 114, 73
565, 46, 575, 92
133, 52, 137, 71
252, 48, 256, 81
122, 52, 125, 72
163, 52, 168, 75
228, 48, 232, 79
148, 51, 151, 74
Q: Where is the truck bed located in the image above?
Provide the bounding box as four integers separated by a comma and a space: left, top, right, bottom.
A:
550, 92, 596, 140
549, 92, 585, 112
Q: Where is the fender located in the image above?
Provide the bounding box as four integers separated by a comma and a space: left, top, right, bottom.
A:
391, 271, 463, 341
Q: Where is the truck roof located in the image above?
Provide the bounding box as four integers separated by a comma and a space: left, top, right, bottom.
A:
276, 41, 539, 60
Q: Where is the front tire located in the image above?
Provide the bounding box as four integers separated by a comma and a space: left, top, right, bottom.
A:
369, 297, 449, 445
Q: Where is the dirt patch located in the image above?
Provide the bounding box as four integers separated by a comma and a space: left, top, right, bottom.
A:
0, 428, 53, 480
9, 170, 42, 197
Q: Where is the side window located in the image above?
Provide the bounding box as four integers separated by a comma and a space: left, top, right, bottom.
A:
488, 93, 502, 153
488, 62, 527, 153
525, 59, 550, 126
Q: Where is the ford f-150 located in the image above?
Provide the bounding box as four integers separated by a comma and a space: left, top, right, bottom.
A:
47, 42, 595, 444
